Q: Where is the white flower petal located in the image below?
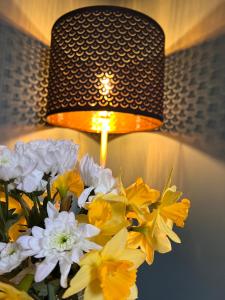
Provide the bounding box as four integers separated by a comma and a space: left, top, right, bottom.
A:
0, 243, 6, 251
32, 226, 44, 238
28, 237, 41, 251
78, 223, 100, 238
35, 257, 58, 282
71, 247, 83, 263
34, 251, 46, 259
59, 259, 72, 288
47, 202, 58, 219
18, 169, 44, 193
94, 168, 115, 194
17, 236, 32, 249
78, 186, 94, 208
81, 239, 102, 252
22, 249, 38, 257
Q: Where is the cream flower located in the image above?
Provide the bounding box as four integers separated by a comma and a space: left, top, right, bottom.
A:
78, 155, 116, 207
15, 140, 78, 176
0, 242, 27, 275
12, 140, 78, 193
0, 146, 20, 182
17, 203, 101, 288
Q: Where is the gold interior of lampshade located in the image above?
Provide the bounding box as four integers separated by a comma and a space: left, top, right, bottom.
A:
47, 111, 163, 134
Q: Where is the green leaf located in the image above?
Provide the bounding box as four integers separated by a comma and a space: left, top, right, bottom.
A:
17, 274, 34, 292
5, 214, 20, 231
32, 281, 48, 297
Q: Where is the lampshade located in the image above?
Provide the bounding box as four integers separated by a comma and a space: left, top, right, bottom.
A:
47, 6, 165, 134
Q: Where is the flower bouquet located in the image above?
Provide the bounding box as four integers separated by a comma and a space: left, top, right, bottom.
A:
0, 140, 190, 300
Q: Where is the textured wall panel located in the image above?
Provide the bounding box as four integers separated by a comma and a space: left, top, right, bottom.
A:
162, 34, 225, 158
0, 20, 49, 126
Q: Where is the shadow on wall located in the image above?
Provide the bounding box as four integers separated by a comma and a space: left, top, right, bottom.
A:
0, 17, 49, 127
0, 16, 225, 161
162, 33, 225, 161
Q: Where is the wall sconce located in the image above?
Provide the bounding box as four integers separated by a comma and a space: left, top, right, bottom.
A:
46, 6, 165, 166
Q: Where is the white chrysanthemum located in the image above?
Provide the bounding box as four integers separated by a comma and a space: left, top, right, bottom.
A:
78, 154, 116, 207
15, 140, 78, 176
0, 242, 26, 275
13, 140, 78, 193
0, 146, 20, 182
17, 202, 101, 288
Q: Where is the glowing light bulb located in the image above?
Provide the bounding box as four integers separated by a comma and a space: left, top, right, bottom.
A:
92, 73, 115, 166
97, 73, 114, 97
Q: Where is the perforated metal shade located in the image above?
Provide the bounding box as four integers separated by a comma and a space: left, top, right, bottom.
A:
47, 6, 165, 133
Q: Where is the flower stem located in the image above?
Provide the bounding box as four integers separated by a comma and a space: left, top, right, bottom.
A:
4, 182, 9, 219
11, 192, 30, 221
0, 201, 5, 225
47, 178, 52, 202
47, 283, 57, 300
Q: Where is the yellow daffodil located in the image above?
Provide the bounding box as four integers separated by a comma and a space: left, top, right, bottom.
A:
151, 183, 190, 241
127, 217, 172, 264
159, 186, 190, 228
78, 193, 129, 246
127, 174, 190, 264
118, 177, 160, 221
52, 170, 84, 199
0, 281, 32, 300
63, 228, 145, 300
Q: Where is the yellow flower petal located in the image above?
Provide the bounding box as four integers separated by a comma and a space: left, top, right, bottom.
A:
127, 231, 142, 249
127, 227, 155, 265
128, 284, 138, 300
0, 194, 31, 241
157, 215, 181, 243
161, 187, 182, 207
88, 199, 112, 228
84, 280, 104, 300
76, 214, 89, 224
154, 227, 172, 253
52, 170, 84, 199
117, 249, 145, 269
80, 251, 101, 267
0, 281, 32, 300
63, 265, 94, 299
126, 178, 160, 207
98, 260, 136, 300
101, 228, 128, 259
87, 197, 128, 236
141, 237, 154, 265
160, 199, 190, 227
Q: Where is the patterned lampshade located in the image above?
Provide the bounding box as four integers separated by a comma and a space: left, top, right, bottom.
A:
47, 6, 165, 133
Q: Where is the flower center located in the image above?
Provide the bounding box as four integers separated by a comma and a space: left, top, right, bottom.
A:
51, 232, 75, 251
0, 244, 17, 258
0, 157, 9, 165
98, 260, 136, 300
